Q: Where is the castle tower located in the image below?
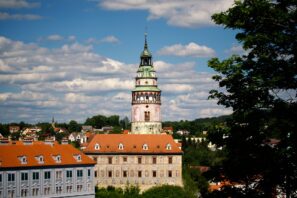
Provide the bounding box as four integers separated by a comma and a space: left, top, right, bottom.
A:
131, 34, 162, 134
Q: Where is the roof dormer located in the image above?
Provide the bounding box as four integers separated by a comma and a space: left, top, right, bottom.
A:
35, 155, 44, 164
94, 143, 100, 150
73, 154, 81, 162
118, 143, 124, 150
18, 156, 27, 164
166, 143, 172, 150
142, 143, 149, 150
52, 154, 61, 163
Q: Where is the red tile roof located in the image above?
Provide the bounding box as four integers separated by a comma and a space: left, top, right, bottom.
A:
84, 134, 183, 154
0, 141, 95, 168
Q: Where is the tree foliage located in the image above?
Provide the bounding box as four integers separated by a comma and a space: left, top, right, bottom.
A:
85, 114, 120, 129
208, 0, 297, 197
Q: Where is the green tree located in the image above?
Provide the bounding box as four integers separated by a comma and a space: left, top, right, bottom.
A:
208, 0, 297, 197
68, 120, 80, 132
141, 185, 188, 198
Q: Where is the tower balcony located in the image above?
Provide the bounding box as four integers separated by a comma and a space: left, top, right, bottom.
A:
132, 100, 161, 105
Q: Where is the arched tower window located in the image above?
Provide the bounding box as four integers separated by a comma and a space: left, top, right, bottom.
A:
145, 111, 150, 121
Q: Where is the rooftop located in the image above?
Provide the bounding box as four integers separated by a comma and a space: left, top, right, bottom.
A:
84, 134, 183, 154
0, 140, 95, 169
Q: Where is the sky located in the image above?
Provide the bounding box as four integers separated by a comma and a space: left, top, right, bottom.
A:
0, 0, 244, 124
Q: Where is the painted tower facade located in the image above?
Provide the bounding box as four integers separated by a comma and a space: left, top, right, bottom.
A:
131, 35, 162, 134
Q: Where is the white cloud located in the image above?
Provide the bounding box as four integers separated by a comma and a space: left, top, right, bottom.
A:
0, 12, 42, 20
47, 34, 64, 41
225, 44, 248, 55
0, 36, 231, 123
100, 0, 234, 28
0, 0, 39, 8
86, 35, 120, 44
68, 35, 76, 42
158, 42, 215, 57
101, 35, 119, 43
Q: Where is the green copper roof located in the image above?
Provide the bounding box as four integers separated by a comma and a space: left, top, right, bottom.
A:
137, 66, 156, 78
133, 86, 161, 92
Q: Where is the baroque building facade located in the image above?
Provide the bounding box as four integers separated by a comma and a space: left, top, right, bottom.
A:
84, 134, 183, 191
131, 35, 162, 134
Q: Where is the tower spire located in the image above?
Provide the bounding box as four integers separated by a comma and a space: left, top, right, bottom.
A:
144, 32, 148, 50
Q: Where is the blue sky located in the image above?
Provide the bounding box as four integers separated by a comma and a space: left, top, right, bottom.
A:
0, 0, 243, 123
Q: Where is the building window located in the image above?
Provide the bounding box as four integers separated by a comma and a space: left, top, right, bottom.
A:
108, 157, 113, 164
77, 185, 83, 192
144, 111, 150, 121
88, 169, 91, 177
77, 170, 83, 178
138, 157, 142, 164
56, 171, 62, 180
32, 188, 39, 196
74, 154, 81, 162
94, 171, 97, 178
0, 174, 2, 182
94, 143, 100, 150
56, 186, 62, 194
168, 156, 173, 164
21, 189, 28, 197
21, 172, 28, 181
118, 143, 124, 150
8, 173, 15, 182
93, 157, 97, 162
168, 170, 172, 177
108, 171, 112, 177
8, 190, 15, 198
152, 171, 157, 177
123, 156, 127, 162
32, 172, 39, 180
123, 171, 127, 177
142, 144, 149, 150
138, 171, 142, 178
152, 157, 157, 164
44, 187, 50, 195
66, 170, 72, 178
44, 171, 51, 180
66, 186, 72, 193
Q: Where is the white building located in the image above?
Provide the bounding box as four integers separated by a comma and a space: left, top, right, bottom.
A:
0, 139, 95, 198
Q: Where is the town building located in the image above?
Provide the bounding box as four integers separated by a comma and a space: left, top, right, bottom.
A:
0, 138, 95, 198
131, 34, 162, 134
83, 134, 183, 191
9, 126, 20, 133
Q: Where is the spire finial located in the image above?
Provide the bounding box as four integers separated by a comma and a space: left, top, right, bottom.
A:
144, 29, 148, 49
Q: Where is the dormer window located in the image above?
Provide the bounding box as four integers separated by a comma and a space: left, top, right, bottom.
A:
142, 144, 149, 150
94, 143, 100, 150
52, 155, 61, 163
74, 154, 81, 162
19, 156, 27, 164
118, 143, 124, 150
166, 144, 172, 150
35, 155, 44, 164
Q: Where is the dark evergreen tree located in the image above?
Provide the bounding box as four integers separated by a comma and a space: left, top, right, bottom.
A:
208, 0, 297, 197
